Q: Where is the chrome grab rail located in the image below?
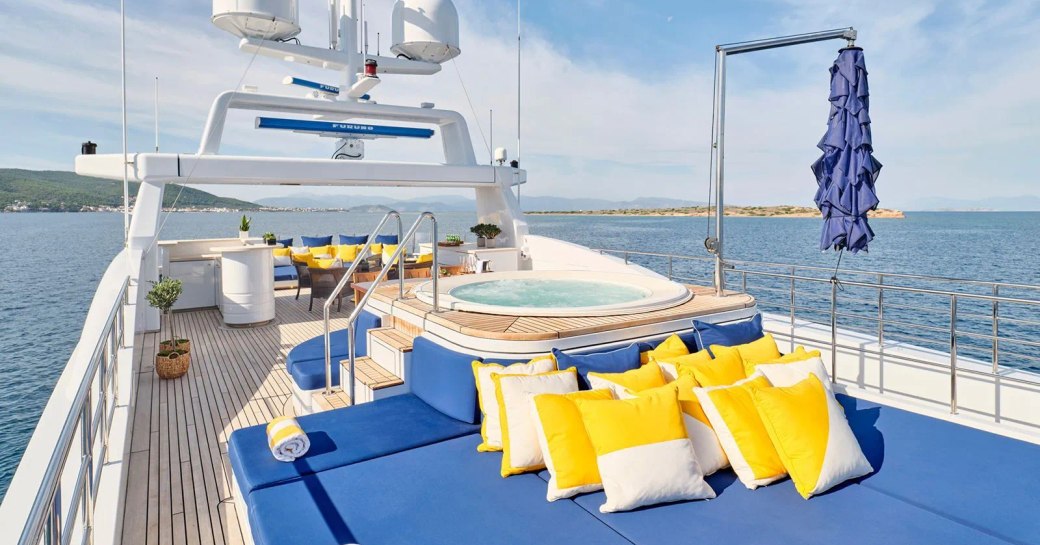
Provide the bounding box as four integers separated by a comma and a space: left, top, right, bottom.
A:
338, 212, 439, 405
323, 211, 404, 395
16, 276, 129, 545
595, 247, 1040, 418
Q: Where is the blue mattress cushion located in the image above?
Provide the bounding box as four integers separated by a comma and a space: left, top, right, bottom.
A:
276, 237, 293, 247
552, 343, 640, 389
273, 265, 298, 282
301, 235, 333, 247
409, 337, 483, 424
245, 435, 632, 545
228, 393, 479, 495
569, 469, 1009, 545
338, 234, 368, 245
286, 311, 381, 390
692, 313, 763, 354
374, 234, 399, 245
839, 396, 1040, 544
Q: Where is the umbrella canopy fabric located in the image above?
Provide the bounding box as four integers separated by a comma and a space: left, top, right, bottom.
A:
811, 47, 882, 254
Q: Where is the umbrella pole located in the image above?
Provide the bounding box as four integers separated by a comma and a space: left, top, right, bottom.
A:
706, 27, 857, 298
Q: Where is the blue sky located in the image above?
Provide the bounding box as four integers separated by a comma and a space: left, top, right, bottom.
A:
1, 0, 1038, 208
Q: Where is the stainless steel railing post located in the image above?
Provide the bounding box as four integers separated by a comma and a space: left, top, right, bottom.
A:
430, 214, 439, 312
950, 295, 958, 414
877, 274, 884, 347
347, 323, 356, 405
830, 278, 838, 383
992, 284, 999, 374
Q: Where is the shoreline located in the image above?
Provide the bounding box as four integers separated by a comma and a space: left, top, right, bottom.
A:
527, 207, 906, 219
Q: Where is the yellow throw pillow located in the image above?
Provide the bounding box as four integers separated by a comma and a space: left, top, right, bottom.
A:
313, 258, 340, 269
656, 350, 712, 382
308, 245, 333, 258
532, 389, 614, 501
755, 356, 833, 392
587, 362, 666, 396
752, 375, 872, 499
626, 375, 729, 475
746, 346, 823, 376
681, 346, 746, 387
290, 251, 313, 266
640, 334, 690, 365
369, 243, 383, 255
272, 247, 292, 257
575, 386, 716, 512
713, 334, 781, 376
472, 356, 556, 452
334, 244, 361, 262
415, 252, 434, 264
382, 244, 400, 265
694, 375, 787, 489
494, 369, 579, 477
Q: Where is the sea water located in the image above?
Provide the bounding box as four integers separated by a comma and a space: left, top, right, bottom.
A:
2, 210, 1039, 499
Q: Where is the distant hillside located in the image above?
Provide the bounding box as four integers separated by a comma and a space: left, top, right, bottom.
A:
0, 169, 261, 212
530, 205, 905, 218
907, 195, 1040, 212
255, 193, 702, 212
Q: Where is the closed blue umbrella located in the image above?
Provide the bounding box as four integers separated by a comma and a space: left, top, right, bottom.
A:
811, 47, 882, 254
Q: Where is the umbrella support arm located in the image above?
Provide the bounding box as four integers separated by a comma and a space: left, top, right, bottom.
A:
708, 27, 857, 297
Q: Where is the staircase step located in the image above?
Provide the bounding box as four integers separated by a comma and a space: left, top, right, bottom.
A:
311, 390, 352, 412
349, 355, 404, 389
368, 327, 414, 352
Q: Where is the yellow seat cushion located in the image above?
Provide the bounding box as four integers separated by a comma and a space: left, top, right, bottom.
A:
532, 389, 614, 501
678, 347, 746, 387
694, 375, 786, 489
656, 350, 712, 382
415, 252, 434, 264
494, 369, 579, 477
472, 356, 556, 452
308, 245, 333, 258
587, 362, 666, 396
640, 334, 689, 365
712, 334, 781, 376
575, 386, 716, 512
272, 247, 292, 257
334, 244, 361, 261
752, 374, 873, 498
627, 376, 729, 475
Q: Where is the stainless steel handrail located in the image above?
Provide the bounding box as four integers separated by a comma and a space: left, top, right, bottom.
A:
17, 276, 129, 545
597, 246, 1040, 419
340, 212, 439, 405
322, 211, 404, 395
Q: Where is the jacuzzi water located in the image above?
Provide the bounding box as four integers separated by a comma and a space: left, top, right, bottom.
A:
449, 279, 651, 308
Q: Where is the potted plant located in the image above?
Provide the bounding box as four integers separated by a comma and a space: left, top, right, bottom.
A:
146, 277, 191, 379
262, 232, 276, 245
238, 215, 251, 242
470, 223, 502, 248
439, 234, 463, 247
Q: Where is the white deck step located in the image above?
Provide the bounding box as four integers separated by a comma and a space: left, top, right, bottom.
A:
367, 325, 415, 379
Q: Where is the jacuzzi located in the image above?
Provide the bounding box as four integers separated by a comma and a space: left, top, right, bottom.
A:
414, 270, 693, 317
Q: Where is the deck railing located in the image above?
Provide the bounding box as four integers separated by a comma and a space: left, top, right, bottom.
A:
597, 248, 1040, 418
6, 272, 130, 545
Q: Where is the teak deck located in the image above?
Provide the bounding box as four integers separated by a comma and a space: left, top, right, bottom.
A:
121, 283, 753, 545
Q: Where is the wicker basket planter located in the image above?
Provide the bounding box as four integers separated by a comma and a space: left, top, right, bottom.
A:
160, 339, 191, 353
156, 351, 191, 380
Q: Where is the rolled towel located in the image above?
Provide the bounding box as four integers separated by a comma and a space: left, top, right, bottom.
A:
266, 416, 310, 462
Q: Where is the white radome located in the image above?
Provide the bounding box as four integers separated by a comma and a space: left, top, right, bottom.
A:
212, 0, 302, 41
391, 0, 461, 64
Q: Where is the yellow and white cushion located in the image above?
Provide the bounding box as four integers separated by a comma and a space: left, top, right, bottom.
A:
587, 362, 666, 396
576, 387, 716, 512
679, 346, 746, 387
640, 333, 689, 364
715, 333, 782, 369
624, 375, 729, 475
755, 356, 833, 392
494, 369, 579, 477
531, 389, 614, 501
694, 375, 787, 489
752, 374, 873, 498
656, 350, 712, 382
472, 356, 556, 451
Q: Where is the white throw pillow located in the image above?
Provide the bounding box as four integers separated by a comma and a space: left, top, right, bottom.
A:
273, 255, 291, 267
472, 356, 556, 451
290, 246, 309, 255
755, 356, 833, 391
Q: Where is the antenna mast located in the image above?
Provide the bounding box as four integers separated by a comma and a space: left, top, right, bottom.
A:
120, 0, 129, 242
154, 77, 160, 152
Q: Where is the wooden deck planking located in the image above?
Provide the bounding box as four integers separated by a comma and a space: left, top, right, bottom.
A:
121, 290, 356, 545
